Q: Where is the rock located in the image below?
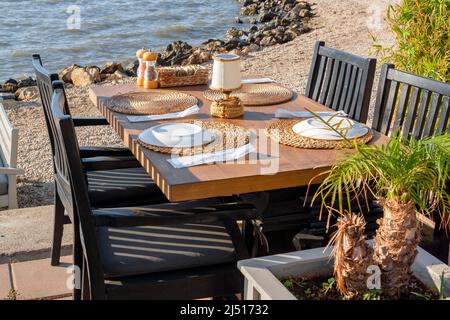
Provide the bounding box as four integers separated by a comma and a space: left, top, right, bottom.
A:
16, 76, 36, 88
85, 66, 101, 82
5, 78, 18, 85
183, 49, 211, 65
0, 92, 15, 100
59, 64, 82, 83
260, 36, 278, 47
241, 43, 260, 55
100, 62, 123, 75
159, 41, 193, 66
241, 4, 258, 16
258, 10, 275, 23
203, 39, 225, 52
299, 8, 312, 18
125, 60, 139, 76
71, 67, 98, 87
1, 82, 18, 93
14, 86, 39, 101
235, 17, 243, 24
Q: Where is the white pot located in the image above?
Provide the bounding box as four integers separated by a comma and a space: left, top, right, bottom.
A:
237, 244, 450, 300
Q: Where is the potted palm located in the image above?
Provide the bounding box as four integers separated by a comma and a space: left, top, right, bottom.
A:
238, 125, 449, 299
313, 131, 449, 298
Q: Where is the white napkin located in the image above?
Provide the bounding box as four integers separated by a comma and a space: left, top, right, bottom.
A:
274, 109, 348, 119
168, 143, 254, 168
126, 105, 199, 122
242, 78, 275, 84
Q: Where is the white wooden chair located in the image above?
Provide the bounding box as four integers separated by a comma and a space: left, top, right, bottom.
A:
0, 103, 23, 209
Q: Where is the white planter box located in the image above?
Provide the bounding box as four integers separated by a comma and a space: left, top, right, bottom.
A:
238, 245, 450, 300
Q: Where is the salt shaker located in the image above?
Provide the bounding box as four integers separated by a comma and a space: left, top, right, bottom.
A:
136, 49, 147, 86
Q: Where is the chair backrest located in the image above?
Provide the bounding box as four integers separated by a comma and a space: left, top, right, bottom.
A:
0, 103, 19, 168
51, 83, 105, 296
32, 54, 70, 157
372, 64, 450, 139
305, 41, 377, 123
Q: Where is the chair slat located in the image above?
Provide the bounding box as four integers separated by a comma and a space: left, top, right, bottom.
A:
391, 84, 411, 134
325, 60, 341, 107
331, 62, 347, 110
343, 65, 358, 114
422, 93, 442, 138
312, 56, 327, 101
402, 86, 421, 138
339, 63, 353, 111
436, 96, 449, 134
412, 90, 431, 139
319, 58, 335, 105
379, 80, 399, 135
349, 69, 363, 120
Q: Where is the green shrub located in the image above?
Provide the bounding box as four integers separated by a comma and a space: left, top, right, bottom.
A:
372, 0, 449, 82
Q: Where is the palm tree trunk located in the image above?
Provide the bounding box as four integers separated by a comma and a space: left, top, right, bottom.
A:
373, 198, 420, 298
332, 213, 373, 299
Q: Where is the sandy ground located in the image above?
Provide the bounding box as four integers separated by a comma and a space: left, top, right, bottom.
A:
2, 0, 395, 209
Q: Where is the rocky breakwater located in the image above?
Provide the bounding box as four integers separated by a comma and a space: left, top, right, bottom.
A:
0, 62, 133, 102
157, 0, 314, 66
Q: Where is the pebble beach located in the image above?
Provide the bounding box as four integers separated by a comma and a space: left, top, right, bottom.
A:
0, 0, 395, 208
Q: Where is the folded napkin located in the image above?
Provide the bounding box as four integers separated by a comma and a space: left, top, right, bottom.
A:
168, 143, 254, 168
274, 109, 348, 119
127, 105, 199, 122
242, 78, 275, 84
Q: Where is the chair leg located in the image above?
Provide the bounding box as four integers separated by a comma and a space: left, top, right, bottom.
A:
50, 193, 65, 266
81, 257, 91, 300
73, 218, 82, 300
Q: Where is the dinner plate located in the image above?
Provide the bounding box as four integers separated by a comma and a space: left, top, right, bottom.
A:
292, 117, 368, 140
139, 123, 216, 148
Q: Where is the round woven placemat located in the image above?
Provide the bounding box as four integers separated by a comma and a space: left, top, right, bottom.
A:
106, 91, 198, 115
203, 83, 294, 106
265, 119, 373, 149
137, 120, 251, 156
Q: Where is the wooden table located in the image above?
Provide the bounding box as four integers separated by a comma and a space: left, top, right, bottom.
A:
89, 84, 387, 202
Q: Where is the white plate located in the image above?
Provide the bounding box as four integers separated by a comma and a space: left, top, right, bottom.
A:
139, 123, 216, 148
292, 118, 368, 140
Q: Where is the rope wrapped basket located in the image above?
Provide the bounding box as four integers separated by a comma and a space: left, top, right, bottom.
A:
137, 120, 251, 156
265, 119, 373, 149
157, 65, 209, 88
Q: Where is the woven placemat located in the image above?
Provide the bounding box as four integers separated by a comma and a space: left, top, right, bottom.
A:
137, 120, 251, 156
203, 83, 294, 106
265, 119, 373, 149
106, 91, 198, 115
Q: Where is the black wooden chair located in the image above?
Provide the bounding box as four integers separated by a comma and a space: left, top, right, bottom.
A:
372, 63, 450, 263
372, 63, 449, 138
305, 41, 377, 123
50, 85, 258, 299
242, 42, 378, 256
33, 55, 167, 266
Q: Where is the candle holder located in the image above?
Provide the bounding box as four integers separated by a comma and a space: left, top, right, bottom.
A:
209, 53, 243, 119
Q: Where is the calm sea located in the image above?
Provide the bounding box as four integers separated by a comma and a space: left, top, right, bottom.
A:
0, 0, 242, 81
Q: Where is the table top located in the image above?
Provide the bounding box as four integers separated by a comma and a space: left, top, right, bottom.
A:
89, 83, 388, 202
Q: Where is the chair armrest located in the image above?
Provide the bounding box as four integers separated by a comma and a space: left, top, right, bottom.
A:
82, 156, 140, 171
0, 167, 24, 175
80, 146, 133, 158
93, 203, 259, 228
72, 116, 109, 127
